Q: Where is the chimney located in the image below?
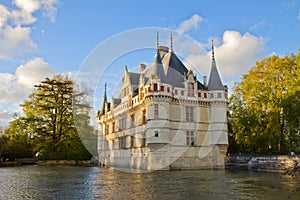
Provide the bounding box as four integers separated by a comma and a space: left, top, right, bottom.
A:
140, 64, 146, 73
203, 76, 207, 86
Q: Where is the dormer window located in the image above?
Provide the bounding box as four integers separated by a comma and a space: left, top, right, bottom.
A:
188, 83, 194, 96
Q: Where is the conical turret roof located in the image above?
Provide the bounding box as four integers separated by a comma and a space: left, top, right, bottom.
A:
207, 41, 224, 91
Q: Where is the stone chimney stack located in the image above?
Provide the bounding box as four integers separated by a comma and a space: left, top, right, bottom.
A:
140, 63, 146, 73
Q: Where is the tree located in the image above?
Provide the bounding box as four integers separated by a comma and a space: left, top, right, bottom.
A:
229, 52, 300, 154
2, 75, 93, 161
1, 117, 34, 160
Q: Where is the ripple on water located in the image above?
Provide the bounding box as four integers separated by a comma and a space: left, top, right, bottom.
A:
1, 166, 300, 199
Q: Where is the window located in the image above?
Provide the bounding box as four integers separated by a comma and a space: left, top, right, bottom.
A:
154, 83, 158, 92
160, 85, 164, 91
186, 131, 195, 146
188, 83, 194, 96
130, 114, 135, 127
119, 117, 127, 130
119, 136, 126, 149
198, 92, 201, 98
105, 124, 109, 135
154, 104, 159, 119
141, 137, 146, 147
181, 90, 184, 96
154, 131, 159, 137
217, 93, 222, 98
167, 87, 170, 92
204, 93, 207, 98
142, 109, 146, 124
210, 93, 214, 99
186, 106, 193, 122
175, 90, 178, 95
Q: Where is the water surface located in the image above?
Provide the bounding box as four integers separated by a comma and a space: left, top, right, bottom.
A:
0, 165, 299, 199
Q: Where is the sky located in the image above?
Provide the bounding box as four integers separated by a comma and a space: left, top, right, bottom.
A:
0, 0, 300, 127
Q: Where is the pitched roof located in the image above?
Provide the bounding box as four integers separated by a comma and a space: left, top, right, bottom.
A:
144, 50, 169, 83
162, 51, 188, 76
207, 48, 224, 91
129, 72, 140, 86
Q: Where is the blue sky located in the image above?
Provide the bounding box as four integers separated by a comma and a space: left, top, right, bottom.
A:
0, 0, 300, 127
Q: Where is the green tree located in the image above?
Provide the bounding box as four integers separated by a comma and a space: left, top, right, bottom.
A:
1, 117, 34, 160
2, 75, 93, 161
229, 52, 300, 154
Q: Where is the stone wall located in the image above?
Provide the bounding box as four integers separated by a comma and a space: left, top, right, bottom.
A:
226, 155, 300, 172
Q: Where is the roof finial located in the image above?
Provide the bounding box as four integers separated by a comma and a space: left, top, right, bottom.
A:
104, 82, 107, 100
170, 31, 173, 52
212, 39, 215, 60
156, 31, 159, 50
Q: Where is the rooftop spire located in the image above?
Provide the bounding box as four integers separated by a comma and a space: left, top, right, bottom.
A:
104, 82, 107, 100
207, 41, 224, 91
156, 31, 159, 50
101, 83, 107, 114
212, 39, 215, 60
170, 31, 173, 52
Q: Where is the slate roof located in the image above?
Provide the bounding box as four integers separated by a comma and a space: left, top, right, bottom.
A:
207, 47, 224, 91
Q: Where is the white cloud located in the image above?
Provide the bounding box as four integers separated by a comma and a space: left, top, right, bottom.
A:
297, 9, 300, 21
0, 26, 37, 59
16, 57, 54, 88
177, 14, 204, 33
13, 0, 41, 13
41, 0, 58, 22
0, 0, 58, 59
12, 0, 58, 23
0, 110, 13, 127
0, 5, 10, 28
0, 57, 53, 108
184, 30, 266, 79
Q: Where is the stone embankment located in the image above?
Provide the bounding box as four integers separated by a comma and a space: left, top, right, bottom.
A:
226, 155, 300, 172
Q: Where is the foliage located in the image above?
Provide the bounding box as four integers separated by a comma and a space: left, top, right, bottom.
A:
228, 52, 300, 154
1, 75, 95, 161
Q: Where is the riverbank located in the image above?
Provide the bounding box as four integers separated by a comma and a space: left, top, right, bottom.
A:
226, 155, 300, 172
0, 159, 97, 167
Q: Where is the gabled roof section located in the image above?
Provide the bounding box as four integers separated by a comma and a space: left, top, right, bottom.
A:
129, 72, 140, 86
207, 41, 225, 91
162, 51, 188, 76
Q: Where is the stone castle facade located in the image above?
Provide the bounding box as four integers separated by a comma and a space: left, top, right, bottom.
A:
97, 34, 228, 170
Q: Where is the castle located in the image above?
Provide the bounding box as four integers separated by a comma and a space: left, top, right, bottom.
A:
97, 33, 228, 171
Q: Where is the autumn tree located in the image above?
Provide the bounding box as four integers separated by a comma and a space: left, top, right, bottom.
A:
228, 52, 300, 154
2, 75, 94, 160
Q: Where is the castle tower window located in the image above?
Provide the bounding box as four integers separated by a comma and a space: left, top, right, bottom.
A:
154, 131, 159, 137
204, 93, 207, 98
188, 83, 194, 96
217, 93, 222, 98
186, 106, 193, 122
181, 90, 184, 96
160, 85, 164, 91
210, 93, 214, 99
175, 90, 178, 95
186, 131, 195, 146
154, 104, 159, 119
198, 92, 201, 98
154, 83, 158, 92
142, 109, 146, 124
167, 87, 170, 92
130, 114, 135, 127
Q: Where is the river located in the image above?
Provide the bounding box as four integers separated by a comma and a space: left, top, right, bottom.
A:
0, 165, 300, 199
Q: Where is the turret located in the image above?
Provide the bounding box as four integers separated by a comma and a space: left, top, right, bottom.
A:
207, 40, 224, 91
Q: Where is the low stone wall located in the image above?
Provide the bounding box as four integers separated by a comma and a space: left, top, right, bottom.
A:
226, 155, 300, 172
38, 160, 96, 166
